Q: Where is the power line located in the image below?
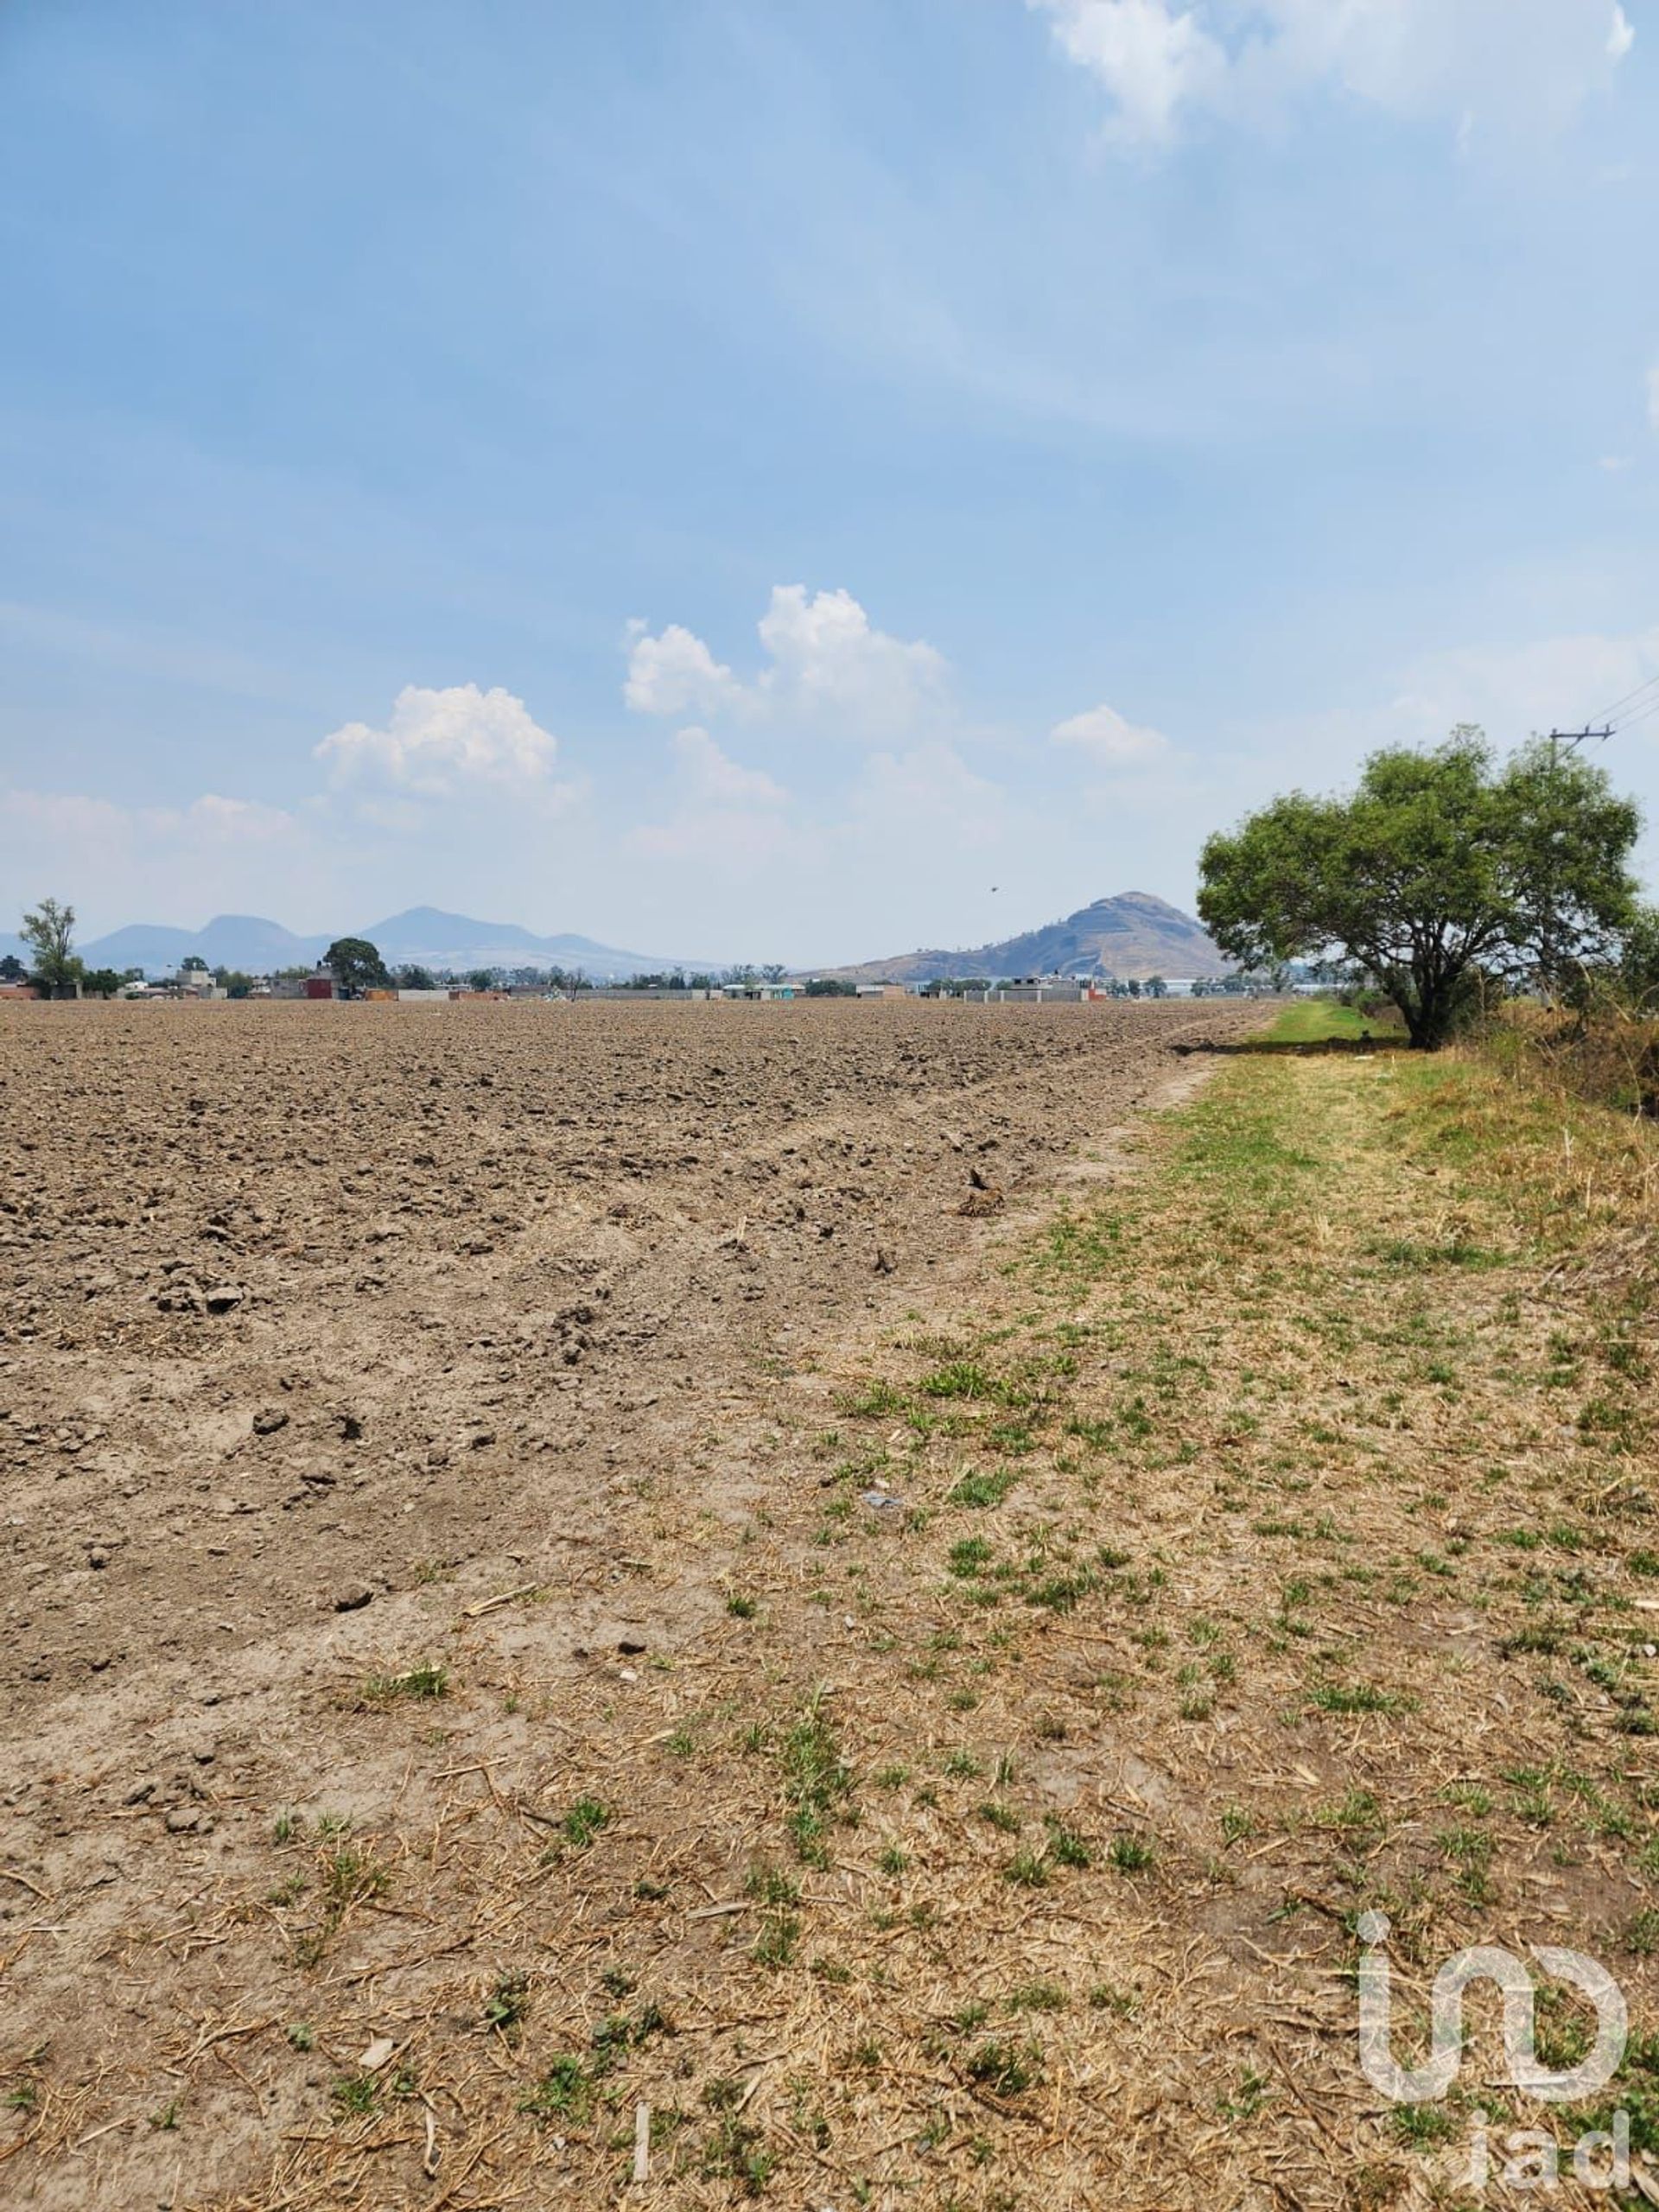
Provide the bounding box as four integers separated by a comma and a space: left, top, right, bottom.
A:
1612, 695, 1659, 739
1590, 669, 1659, 726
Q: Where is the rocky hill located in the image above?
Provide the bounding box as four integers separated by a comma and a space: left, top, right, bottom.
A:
817, 892, 1229, 984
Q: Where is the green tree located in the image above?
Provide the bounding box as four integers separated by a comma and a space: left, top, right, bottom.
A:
0, 953, 25, 983
21, 898, 82, 994
395, 964, 437, 990
82, 967, 124, 998
465, 968, 497, 993
1618, 905, 1659, 1014
323, 938, 390, 996
1198, 732, 1642, 1050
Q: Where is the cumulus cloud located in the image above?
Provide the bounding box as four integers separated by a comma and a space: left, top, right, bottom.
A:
0, 787, 312, 935
670, 726, 786, 806
754, 585, 948, 730
854, 741, 1005, 847
622, 625, 741, 717
626, 727, 791, 865
3, 789, 296, 845
1029, 0, 1635, 144
315, 683, 565, 796
1033, 0, 1223, 142
625, 586, 948, 741
1051, 702, 1170, 766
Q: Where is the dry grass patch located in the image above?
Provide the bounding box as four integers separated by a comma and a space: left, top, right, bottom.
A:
7, 1007, 1658, 2208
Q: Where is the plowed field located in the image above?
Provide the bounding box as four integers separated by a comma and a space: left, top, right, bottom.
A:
0, 996, 1255, 2209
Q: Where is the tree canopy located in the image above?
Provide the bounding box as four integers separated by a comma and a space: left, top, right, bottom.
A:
20, 898, 82, 995
1197, 732, 1643, 1049
323, 938, 390, 995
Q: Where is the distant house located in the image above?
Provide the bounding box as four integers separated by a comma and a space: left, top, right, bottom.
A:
270, 967, 339, 1001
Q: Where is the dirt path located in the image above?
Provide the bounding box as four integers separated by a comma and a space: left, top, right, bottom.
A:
0, 996, 1262, 2209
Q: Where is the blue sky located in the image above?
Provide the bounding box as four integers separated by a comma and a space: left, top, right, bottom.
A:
3, 0, 1656, 963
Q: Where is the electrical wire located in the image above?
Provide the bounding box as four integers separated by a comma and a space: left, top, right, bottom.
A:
1592, 668, 1659, 725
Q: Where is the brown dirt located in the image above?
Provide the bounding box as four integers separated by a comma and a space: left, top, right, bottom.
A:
0, 996, 1260, 2210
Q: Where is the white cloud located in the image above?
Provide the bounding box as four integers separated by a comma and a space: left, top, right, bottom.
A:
756, 586, 948, 733
1051, 702, 1170, 766
625, 586, 948, 741
626, 810, 794, 865
854, 741, 1005, 847
670, 726, 786, 806
0, 788, 309, 936
3, 789, 296, 846
1033, 0, 1224, 143
1223, 621, 1659, 823
1385, 624, 1659, 745
1029, 0, 1635, 144
623, 626, 741, 717
315, 683, 565, 796
625, 728, 791, 866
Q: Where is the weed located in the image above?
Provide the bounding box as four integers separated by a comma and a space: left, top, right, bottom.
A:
332, 2075, 377, 2119
948, 1535, 994, 1579
483, 1971, 530, 2036
753, 1910, 802, 1968
520, 2056, 596, 2124
780, 1691, 851, 1866
1007, 1980, 1068, 2013
702, 2110, 776, 2193
735, 1854, 795, 1910
948, 1467, 1019, 1509
1044, 1818, 1092, 1869
966, 2037, 1043, 2096
1309, 1680, 1415, 1717
562, 1796, 611, 1850
360, 1661, 448, 1703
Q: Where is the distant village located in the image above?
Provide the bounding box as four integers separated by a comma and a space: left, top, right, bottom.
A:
5, 953, 1274, 1005
3, 901, 1282, 1006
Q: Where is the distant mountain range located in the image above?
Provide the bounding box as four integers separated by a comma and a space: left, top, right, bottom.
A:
0, 907, 696, 983
818, 893, 1229, 983
0, 893, 1230, 986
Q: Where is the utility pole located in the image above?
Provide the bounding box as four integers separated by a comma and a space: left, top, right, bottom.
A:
1547, 724, 1613, 762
